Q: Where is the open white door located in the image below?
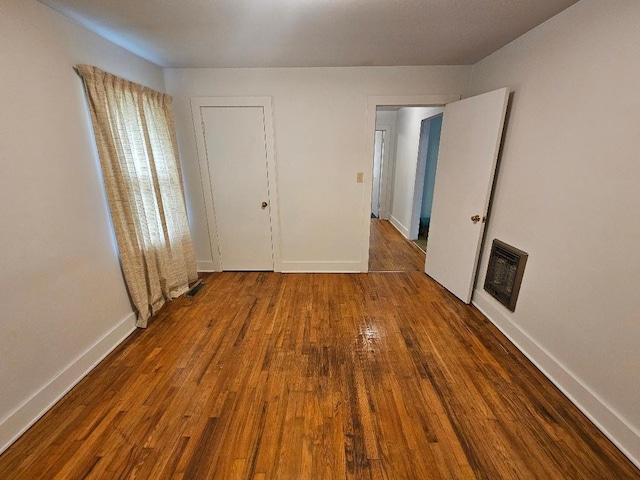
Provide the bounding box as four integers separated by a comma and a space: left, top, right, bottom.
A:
425, 88, 509, 303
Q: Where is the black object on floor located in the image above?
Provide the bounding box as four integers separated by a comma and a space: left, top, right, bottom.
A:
186, 280, 205, 297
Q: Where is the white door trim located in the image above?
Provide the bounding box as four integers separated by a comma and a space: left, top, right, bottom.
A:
362, 94, 460, 272
190, 96, 282, 272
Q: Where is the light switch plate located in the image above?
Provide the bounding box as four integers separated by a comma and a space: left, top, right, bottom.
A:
356, 172, 364, 183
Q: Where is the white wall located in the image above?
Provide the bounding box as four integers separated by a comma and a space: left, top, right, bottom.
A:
164, 67, 470, 272
468, 0, 640, 466
0, 0, 165, 453
389, 107, 444, 239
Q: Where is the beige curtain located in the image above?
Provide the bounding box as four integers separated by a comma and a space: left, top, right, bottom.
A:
77, 65, 197, 327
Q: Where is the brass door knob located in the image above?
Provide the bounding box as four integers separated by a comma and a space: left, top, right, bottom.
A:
471, 215, 481, 224
261, 201, 268, 209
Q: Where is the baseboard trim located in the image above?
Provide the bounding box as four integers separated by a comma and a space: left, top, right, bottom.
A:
388, 215, 410, 239
472, 289, 640, 469
280, 261, 362, 273
0, 312, 137, 455
196, 260, 219, 272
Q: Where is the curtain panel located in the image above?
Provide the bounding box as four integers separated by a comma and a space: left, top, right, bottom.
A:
77, 65, 197, 327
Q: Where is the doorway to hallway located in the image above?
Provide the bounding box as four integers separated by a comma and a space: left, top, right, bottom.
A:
368, 219, 424, 272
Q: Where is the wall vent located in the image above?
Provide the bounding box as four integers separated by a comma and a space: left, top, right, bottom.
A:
484, 239, 528, 311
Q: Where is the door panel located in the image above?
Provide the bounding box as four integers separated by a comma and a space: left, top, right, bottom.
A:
201, 106, 274, 270
371, 130, 384, 217
425, 88, 509, 303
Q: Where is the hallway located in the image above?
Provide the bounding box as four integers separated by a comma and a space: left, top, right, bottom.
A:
368, 219, 425, 272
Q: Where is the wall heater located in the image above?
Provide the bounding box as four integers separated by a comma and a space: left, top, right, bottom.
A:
484, 239, 528, 311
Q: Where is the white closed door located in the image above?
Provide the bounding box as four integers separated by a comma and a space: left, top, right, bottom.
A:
425, 88, 509, 303
371, 130, 384, 217
201, 106, 274, 270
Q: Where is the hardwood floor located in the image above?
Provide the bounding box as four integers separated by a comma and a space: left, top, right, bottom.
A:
369, 219, 425, 272
1, 272, 638, 479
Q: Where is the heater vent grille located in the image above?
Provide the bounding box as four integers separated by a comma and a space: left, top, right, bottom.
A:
484, 239, 528, 311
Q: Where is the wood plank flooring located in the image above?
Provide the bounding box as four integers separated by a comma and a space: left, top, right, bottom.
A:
1, 272, 638, 479
369, 219, 425, 272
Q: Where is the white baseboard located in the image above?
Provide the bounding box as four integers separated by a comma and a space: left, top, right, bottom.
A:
0, 312, 137, 455
196, 260, 219, 272
472, 289, 640, 469
389, 215, 410, 239
280, 260, 362, 273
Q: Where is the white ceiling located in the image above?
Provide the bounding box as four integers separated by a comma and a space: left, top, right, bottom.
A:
38, 0, 579, 69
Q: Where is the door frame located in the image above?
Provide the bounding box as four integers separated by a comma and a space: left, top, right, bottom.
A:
362, 94, 460, 272
191, 96, 282, 272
